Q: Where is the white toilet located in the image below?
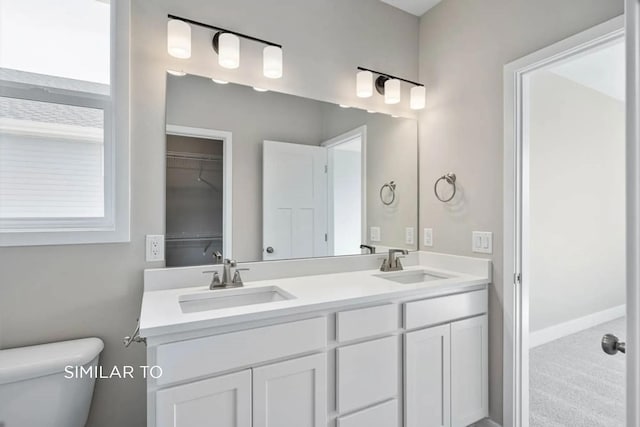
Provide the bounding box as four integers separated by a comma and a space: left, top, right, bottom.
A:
0, 337, 104, 427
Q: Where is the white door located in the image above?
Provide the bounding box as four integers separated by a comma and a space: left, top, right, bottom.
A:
405, 324, 451, 427
263, 140, 328, 260
156, 370, 251, 427
252, 353, 327, 427
451, 315, 489, 427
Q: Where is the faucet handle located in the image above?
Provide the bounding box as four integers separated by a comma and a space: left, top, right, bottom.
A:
224, 258, 237, 267
202, 270, 222, 289
232, 268, 250, 285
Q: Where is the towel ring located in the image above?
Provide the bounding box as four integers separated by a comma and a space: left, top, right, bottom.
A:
380, 181, 396, 205
434, 173, 457, 202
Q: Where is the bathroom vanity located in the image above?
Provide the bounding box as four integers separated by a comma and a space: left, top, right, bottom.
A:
140, 252, 491, 427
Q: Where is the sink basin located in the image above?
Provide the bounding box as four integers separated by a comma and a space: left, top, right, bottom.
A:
375, 269, 451, 284
179, 286, 295, 314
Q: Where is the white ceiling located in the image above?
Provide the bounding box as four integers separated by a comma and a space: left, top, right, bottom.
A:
549, 40, 625, 102
379, 0, 442, 17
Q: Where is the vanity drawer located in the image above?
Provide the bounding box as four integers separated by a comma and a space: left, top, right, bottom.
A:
155, 317, 327, 385
336, 303, 398, 342
337, 399, 398, 427
337, 336, 399, 414
404, 289, 487, 330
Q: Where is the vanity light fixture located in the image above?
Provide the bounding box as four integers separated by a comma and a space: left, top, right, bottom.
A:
167, 19, 191, 59
214, 32, 240, 69
410, 86, 426, 110
211, 78, 229, 84
263, 45, 283, 79
356, 66, 425, 110
167, 14, 283, 78
357, 70, 374, 98
167, 69, 187, 76
384, 79, 401, 104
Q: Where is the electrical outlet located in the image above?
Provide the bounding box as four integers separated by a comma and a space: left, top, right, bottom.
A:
472, 231, 493, 254
370, 226, 381, 242
146, 235, 165, 261
405, 227, 414, 245
423, 228, 433, 247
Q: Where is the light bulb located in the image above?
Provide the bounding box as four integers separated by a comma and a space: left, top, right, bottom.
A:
253, 87, 268, 92
218, 33, 240, 69
212, 79, 229, 84
410, 86, 426, 110
384, 79, 401, 104
357, 70, 373, 98
167, 69, 186, 76
167, 19, 191, 59
263, 46, 283, 79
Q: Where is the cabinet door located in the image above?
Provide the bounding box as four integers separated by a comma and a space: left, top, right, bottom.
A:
253, 352, 327, 427
451, 315, 489, 427
405, 324, 451, 427
337, 336, 399, 414
156, 370, 251, 427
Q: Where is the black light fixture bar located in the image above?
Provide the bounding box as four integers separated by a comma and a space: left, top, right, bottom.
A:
357, 66, 423, 87
168, 14, 282, 48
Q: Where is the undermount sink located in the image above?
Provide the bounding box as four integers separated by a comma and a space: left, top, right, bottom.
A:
375, 269, 451, 284
179, 286, 295, 314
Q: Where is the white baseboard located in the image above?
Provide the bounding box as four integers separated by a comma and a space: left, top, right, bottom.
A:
530, 304, 625, 348
473, 418, 502, 427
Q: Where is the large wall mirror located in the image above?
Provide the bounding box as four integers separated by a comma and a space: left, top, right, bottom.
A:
165, 73, 418, 266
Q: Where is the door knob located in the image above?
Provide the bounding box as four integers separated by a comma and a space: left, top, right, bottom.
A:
266, 246, 274, 254
602, 333, 626, 355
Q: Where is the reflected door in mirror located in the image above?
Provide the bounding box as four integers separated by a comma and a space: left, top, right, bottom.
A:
263, 141, 328, 260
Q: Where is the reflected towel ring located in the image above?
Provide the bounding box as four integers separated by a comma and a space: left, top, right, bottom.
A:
434, 173, 457, 202
380, 181, 396, 205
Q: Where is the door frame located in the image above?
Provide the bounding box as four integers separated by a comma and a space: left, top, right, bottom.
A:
321, 125, 367, 255
625, 1, 640, 425
165, 124, 233, 259
502, 16, 629, 427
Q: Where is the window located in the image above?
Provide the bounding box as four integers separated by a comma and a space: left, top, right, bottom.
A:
0, 0, 129, 245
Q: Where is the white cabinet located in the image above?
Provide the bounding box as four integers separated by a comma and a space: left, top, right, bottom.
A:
148, 287, 489, 427
155, 370, 251, 427
253, 353, 327, 427
451, 315, 489, 427
404, 315, 488, 427
405, 324, 451, 427
337, 336, 399, 413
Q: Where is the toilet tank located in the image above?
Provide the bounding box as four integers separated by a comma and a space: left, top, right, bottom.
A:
0, 337, 104, 427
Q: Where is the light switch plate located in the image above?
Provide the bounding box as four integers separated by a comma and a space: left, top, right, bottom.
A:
370, 226, 381, 242
472, 231, 493, 254
405, 227, 415, 245
146, 235, 165, 261
423, 228, 433, 247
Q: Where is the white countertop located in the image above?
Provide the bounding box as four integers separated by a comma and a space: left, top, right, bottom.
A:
140, 261, 490, 338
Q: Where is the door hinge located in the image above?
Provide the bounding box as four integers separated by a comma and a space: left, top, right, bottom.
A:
514, 273, 521, 285
324, 165, 328, 173
325, 233, 328, 242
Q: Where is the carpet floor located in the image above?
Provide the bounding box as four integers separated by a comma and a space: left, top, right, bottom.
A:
529, 317, 626, 427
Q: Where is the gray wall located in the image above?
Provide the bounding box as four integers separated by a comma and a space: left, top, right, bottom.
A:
417, 0, 624, 423
529, 71, 625, 332
167, 75, 418, 261
0, 1, 418, 426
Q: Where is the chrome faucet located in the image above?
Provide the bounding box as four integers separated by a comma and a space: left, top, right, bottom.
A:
222, 258, 236, 285
360, 244, 376, 254
203, 259, 250, 290
380, 249, 409, 272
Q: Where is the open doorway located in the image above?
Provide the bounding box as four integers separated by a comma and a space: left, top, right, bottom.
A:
165, 125, 232, 267
323, 126, 367, 257
526, 36, 625, 426
504, 16, 631, 427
